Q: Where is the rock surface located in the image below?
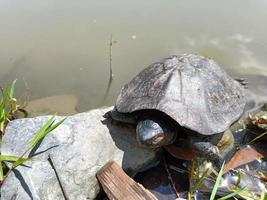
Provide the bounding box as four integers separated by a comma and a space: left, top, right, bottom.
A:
1, 107, 158, 200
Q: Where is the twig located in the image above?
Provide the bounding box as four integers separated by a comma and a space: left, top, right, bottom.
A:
248, 131, 267, 144
168, 165, 188, 173
163, 156, 180, 198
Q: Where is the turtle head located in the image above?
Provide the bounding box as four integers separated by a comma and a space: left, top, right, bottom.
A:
136, 119, 176, 148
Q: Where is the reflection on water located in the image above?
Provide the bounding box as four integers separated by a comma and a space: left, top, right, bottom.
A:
0, 0, 267, 113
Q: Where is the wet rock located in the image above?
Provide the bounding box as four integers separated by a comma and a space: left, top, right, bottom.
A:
1, 107, 158, 200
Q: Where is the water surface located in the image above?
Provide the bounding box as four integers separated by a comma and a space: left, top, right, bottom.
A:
1, 0, 267, 113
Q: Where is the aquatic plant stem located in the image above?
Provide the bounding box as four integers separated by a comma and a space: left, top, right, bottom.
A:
101, 34, 116, 105
109, 34, 114, 81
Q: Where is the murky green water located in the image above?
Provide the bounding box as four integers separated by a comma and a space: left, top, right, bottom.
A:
1, 0, 267, 114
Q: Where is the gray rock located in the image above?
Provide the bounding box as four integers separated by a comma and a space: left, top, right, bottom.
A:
1, 107, 158, 200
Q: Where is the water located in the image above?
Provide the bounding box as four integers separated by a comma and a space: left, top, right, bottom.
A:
1, 0, 267, 113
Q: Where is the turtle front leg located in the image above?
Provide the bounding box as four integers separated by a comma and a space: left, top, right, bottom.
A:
193, 142, 222, 165
190, 130, 235, 167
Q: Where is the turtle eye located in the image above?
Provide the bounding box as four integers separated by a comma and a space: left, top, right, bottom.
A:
151, 122, 160, 129
142, 120, 160, 129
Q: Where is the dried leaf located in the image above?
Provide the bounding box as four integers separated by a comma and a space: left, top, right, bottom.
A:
224, 146, 263, 173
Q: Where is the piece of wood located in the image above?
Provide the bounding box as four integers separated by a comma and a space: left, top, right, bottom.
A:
97, 160, 158, 200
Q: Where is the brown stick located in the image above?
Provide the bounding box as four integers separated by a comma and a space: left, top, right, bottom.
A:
97, 160, 158, 200
163, 156, 180, 198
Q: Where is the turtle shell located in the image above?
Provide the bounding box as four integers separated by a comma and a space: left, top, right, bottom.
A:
115, 54, 246, 135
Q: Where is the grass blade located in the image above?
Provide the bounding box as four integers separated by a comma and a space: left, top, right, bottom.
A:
11, 157, 32, 169
28, 115, 66, 149
238, 192, 257, 200
45, 117, 66, 133
260, 191, 267, 200
28, 115, 56, 148
191, 168, 210, 192
248, 131, 267, 144
218, 187, 245, 200
0, 155, 29, 162
8, 80, 17, 99
209, 161, 225, 200
0, 161, 3, 181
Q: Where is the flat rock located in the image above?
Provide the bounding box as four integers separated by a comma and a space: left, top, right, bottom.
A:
1, 107, 158, 200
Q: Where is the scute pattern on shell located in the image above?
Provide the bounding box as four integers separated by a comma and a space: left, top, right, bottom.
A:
115, 53, 246, 135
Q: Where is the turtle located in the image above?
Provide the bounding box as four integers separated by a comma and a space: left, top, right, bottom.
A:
105, 53, 246, 162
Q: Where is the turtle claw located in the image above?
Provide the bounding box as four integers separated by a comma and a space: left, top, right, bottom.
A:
235, 77, 248, 87
103, 111, 112, 119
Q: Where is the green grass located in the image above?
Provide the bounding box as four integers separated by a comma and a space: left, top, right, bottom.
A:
217, 187, 245, 200
209, 161, 225, 200
190, 167, 210, 193
188, 161, 250, 200
0, 80, 17, 137
0, 114, 65, 185
260, 191, 267, 200
0, 80, 65, 186
0, 80, 28, 140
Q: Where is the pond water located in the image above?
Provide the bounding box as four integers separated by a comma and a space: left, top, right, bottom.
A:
1, 0, 267, 114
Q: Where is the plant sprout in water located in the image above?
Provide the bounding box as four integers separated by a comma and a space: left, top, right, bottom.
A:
102, 34, 117, 105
